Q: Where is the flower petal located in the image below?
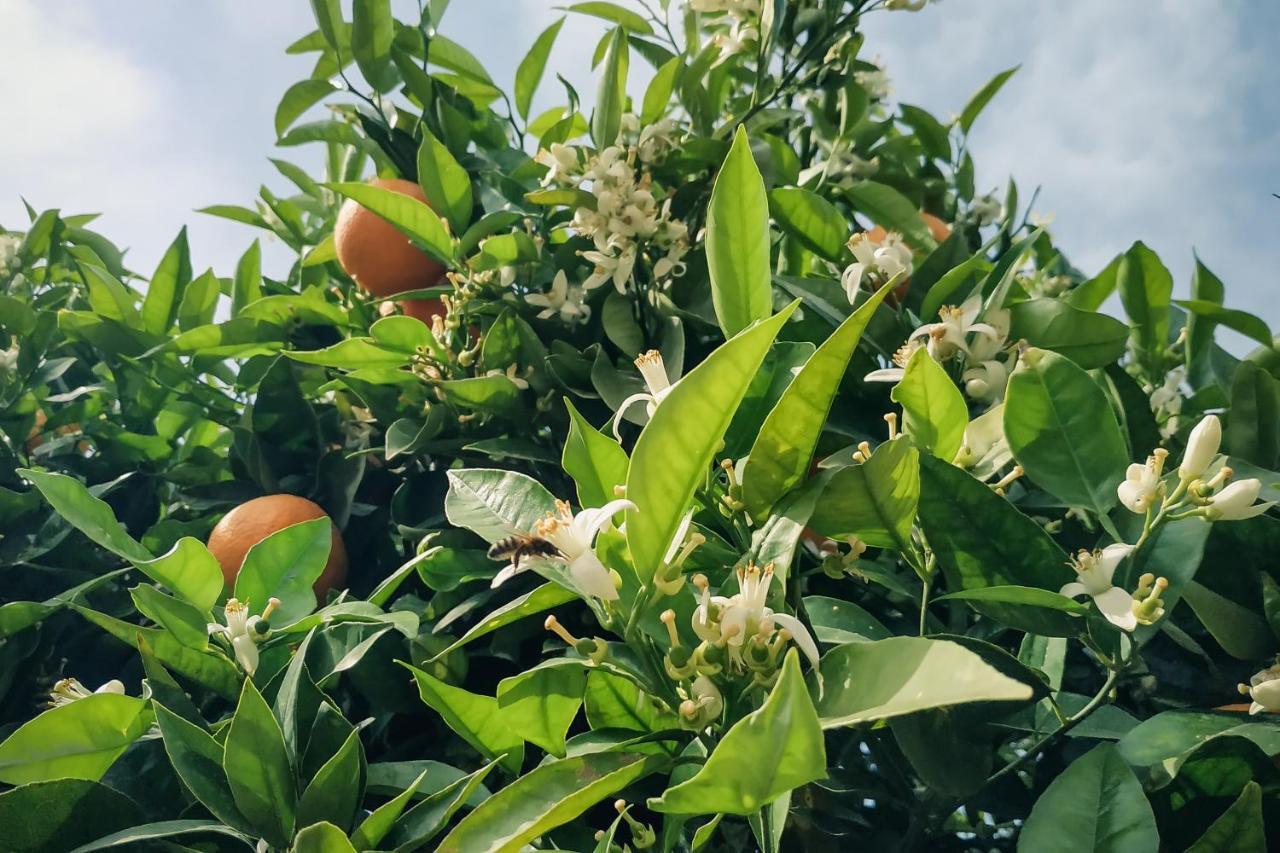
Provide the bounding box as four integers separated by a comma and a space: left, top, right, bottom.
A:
1059, 581, 1088, 599
569, 551, 619, 600
864, 368, 906, 384
771, 611, 821, 669
491, 563, 521, 589
1093, 586, 1138, 632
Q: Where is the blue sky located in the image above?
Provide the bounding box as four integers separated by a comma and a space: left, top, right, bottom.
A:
2, 0, 1276, 341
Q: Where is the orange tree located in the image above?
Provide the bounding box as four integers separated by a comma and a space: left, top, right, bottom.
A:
1, 1, 1279, 850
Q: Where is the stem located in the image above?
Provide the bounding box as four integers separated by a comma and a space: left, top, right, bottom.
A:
917, 573, 931, 636
984, 668, 1120, 787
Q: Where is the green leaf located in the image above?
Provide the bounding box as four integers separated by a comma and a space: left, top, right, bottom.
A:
563, 398, 630, 508
326, 181, 453, 264
567, 1, 654, 34
1226, 362, 1280, 468
275, 79, 339, 138
1017, 744, 1158, 853
959, 66, 1019, 133
592, 27, 630, 146
405, 664, 524, 775
1176, 299, 1273, 349
0, 779, 143, 853
140, 537, 225, 612
298, 729, 363, 832
933, 585, 1087, 636
79, 262, 139, 324
892, 346, 968, 461
706, 126, 773, 337
846, 181, 937, 250
17, 469, 153, 563
417, 130, 473, 234
309, 0, 344, 50
0, 694, 150, 785
743, 281, 892, 517
152, 702, 250, 832
804, 595, 891, 643
351, 0, 395, 91
515, 17, 565, 119
382, 762, 497, 851
1185, 781, 1265, 853
350, 769, 428, 850
234, 517, 332, 626
584, 671, 677, 732
1117, 242, 1173, 368
231, 240, 263, 316
287, 337, 407, 368
651, 651, 826, 815
177, 269, 220, 331
642, 56, 681, 125
1180, 580, 1273, 660
425, 34, 492, 83
141, 227, 191, 334
444, 468, 557, 541
223, 679, 296, 847
816, 637, 1033, 728
1009, 299, 1129, 369
626, 305, 795, 580
129, 584, 209, 648
497, 660, 587, 757
429, 583, 578, 660
293, 821, 357, 853
768, 187, 847, 262
1004, 348, 1128, 515
1066, 252, 1123, 312
436, 752, 661, 852
808, 438, 919, 551
917, 454, 1072, 591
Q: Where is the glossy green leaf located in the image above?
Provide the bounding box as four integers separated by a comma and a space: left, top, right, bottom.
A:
350, 769, 428, 850
642, 56, 681, 125
592, 27, 629, 146
444, 468, 557, 541
568, 1, 654, 33
892, 346, 968, 460
1185, 781, 1265, 853
1226, 362, 1279, 468
275, 79, 338, 137
1176, 299, 1273, 349
706, 126, 772, 337
846, 181, 936, 250
288, 337, 407, 367
405, 664, 524, 775
626, 306, 794, 579
17, 469, 152, 563
223, 679, 295, 847
234, 517, 331, 626
293, 821, 357, 853
563, 399, 630, 508
0, 779, 143, 853
917, 454, 1072, 591
430, 583, 577, 660
1009, 298, 1129, 369
768, 187, 847, 261
808, 438, 919, 551
0, 694, 150, 785
1180, 580, 1273, 660
934, 585, 1087, 636
326, 181, 453, 264
1017, 744, 1158, 853
1117, 241, 1172, 368
959, 66, 1019, 133
816, 637, 1033, 728
382, 761, 496, 852
309, 0, 344, 50
743, 281, 891, 517
230, 239, 262, 316
129, 584, 208, 648
417, 130, 472, 234
1004, 348, 1128, 515
79, 262, 139, 324
152, 702, 250, 832
651, 651, 826, 815
351, 0, 395, 91
298, 729, 363, 832
584, 670, 677, 732
436, 751, 661, 852
138, 537, 224, 611
804, 595, 891, 643
497, 660, 586, 757
515, 17, 565, 119
141, 227, 191, 334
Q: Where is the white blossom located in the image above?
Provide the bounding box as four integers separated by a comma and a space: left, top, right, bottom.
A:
484, 364, 529, 390
614, 350, 677, 440
209, 597, 279, 675
526, 270, 591, 325
691, 562, 820, 670
1206, 478, 1275, 520
1240, 663, 1280, 715
48, 677, 125, 707
841, 231, 913, 303
492, 499, 635, 600
1117, 450, 1168, 514
1180, 414, 1221, 481
854, 69, 892, 100
1059, 544, 1139, 632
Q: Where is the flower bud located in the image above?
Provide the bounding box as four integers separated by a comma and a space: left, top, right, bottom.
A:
1180, 415, 1221, 480
1206, 478, 1269, 520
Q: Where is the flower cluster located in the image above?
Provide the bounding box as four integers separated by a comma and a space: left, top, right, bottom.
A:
1146, 366, 1185, 439
690, 0, 761, 57
492, 498, 635, 600
865, 293, 1015, 403
1059, 544, 1166, 632
0, 233, 20, 278
841, 231, 912, 303
209, 597, 279, 675
535, 143, 690, 297
1118, 414, 1275, 522
691, 563, 820, 674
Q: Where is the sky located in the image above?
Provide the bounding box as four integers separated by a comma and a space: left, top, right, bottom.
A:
2, 0, 1277, 341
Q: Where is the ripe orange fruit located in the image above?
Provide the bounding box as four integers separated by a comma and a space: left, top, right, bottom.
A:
207, 494, 348, 599
402, 296, 448, 326
334, 177, 447, 300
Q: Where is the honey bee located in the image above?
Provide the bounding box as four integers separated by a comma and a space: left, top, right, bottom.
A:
487, 533, 560, 569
